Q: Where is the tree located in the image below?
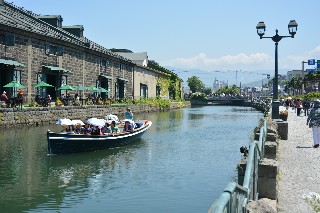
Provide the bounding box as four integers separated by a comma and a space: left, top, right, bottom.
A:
215, 85, 240, 95
187, 76, 205, 93
203, 87, 212, 95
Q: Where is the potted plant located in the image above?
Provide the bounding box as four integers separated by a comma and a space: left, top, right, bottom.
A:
279, 110, 288, 121
55, 98, 63, 107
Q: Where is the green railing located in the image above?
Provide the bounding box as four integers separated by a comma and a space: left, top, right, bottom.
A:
208, 119, 267, 213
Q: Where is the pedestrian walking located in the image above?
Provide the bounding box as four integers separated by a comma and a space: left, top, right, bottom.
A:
296, 99, 302, 116
306, 101, 320, 148
303, 99, 310, 116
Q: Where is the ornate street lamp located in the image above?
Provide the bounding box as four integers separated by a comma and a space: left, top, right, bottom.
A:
256, 20, 298, 119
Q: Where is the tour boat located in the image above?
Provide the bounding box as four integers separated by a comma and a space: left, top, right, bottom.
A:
47, 120, 152, 155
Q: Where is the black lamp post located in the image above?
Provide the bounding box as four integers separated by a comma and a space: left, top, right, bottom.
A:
256, 20, 298, 119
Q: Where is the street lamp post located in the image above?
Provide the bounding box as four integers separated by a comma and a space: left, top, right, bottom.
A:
256, 20, 298, 119
261, 74, 270, 96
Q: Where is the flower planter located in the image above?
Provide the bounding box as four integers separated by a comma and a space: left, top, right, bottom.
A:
279, 114, 288, 121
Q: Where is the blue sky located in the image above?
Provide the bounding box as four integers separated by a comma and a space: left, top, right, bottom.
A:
10, 0, 320, 85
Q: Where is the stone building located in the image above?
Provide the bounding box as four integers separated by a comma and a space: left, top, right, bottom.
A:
133, 64, 171, 99
115, 50, 172, 100
0, 1, 135, 102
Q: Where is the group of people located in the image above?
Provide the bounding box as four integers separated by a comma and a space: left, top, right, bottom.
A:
283, 98, 311, 116
35, 94, 52, 107
1, 89, 24, 109
61, 108, 135, 136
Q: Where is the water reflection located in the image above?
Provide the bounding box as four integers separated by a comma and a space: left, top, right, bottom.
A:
0, 106, 262, 213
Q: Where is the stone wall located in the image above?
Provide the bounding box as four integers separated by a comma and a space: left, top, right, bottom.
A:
0, 102, 186, 127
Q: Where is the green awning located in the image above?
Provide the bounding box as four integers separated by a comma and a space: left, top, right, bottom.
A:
99, 75, 113, 79
42, 65, 69, 73
0, 59, 25, 67
118, 77, 129, 82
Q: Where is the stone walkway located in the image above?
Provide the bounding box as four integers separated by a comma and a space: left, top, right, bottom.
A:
277, 107, 320, 212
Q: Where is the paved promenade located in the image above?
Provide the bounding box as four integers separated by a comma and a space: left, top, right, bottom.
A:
277, 107, 320, 212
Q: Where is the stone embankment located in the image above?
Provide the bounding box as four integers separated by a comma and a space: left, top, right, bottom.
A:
0, 102, 188, 127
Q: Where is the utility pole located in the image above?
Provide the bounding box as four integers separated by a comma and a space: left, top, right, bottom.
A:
236, 70, 238, 86
301, 61, 307, 94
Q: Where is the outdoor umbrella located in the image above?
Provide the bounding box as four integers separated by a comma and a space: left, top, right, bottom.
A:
75, 85, 87, 91
56, 118, 72, 126
71, 119, 85, 126
57, 85, 75, 90
87, 86, 99, 92
34, 81, 54, 88
87, 118, 98, 124
3, 81, 26, 89
97, 88, 109, 93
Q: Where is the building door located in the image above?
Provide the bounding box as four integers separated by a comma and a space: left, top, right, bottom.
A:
140, 84, 148, 99
0, 65, 13, 97
100, 78, 109, 100
118, 80, 125, 99
46, 74, 58, 100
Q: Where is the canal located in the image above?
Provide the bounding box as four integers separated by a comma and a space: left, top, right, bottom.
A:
0, 106, 262, 213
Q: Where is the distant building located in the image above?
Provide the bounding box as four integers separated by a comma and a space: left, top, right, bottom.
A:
286, 70, 306, 81
212, 78, 228, 92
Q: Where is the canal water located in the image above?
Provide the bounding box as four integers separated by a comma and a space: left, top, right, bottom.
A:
0, 106, 262, 213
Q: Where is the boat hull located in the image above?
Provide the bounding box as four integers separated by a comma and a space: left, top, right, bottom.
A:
47, 121, 152, 154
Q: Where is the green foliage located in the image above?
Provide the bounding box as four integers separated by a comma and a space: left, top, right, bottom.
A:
190, 92, 208, 101
303, 192, 320, 212
157, 77, 170, 96
55, 98, 63, 106
148, 60, 173, 75
187, 76, 205, 93
72, 101, 81, 106
203, 87, 212, 95
29, 100, 40, 107
305, 92, 320, 101
285, 77, 303, 95
215, 85, 240, 95
134, 97, 171, 109
113, 97, 171, 110
148, 60, 182, 100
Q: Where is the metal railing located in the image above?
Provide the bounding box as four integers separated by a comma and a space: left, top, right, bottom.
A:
208, 119, 267, 213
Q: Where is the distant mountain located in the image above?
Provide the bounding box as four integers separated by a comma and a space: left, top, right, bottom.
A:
165, 66, 288, 88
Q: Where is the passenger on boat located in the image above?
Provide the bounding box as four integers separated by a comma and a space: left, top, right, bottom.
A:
81, 122, 92, 135
91, 126, 101, 135
61, 125, 74, 134
68, 125, 75, 134
61, 125, 69, 133
102, 121, 112, 135
74, 123, 84, 134
123, 120, 134, 132
125, 108, 134, 120
110, 120, 119, 134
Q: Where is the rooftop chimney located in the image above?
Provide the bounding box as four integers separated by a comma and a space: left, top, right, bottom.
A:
62, 25, 84, 37
37, 15, 63, 28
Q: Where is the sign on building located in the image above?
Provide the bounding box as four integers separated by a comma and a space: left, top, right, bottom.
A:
308, 59, 316, 65
306, 68, 316, 73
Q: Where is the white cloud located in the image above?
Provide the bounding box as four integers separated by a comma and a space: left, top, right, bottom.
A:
162, 52, 273, 70
282, 45, 320, 69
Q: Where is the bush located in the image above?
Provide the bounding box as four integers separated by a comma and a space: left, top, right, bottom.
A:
190, 92, 208, 102
55, 98, 63, 106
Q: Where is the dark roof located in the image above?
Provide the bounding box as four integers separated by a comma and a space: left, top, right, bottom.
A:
0, 2, 133, 64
